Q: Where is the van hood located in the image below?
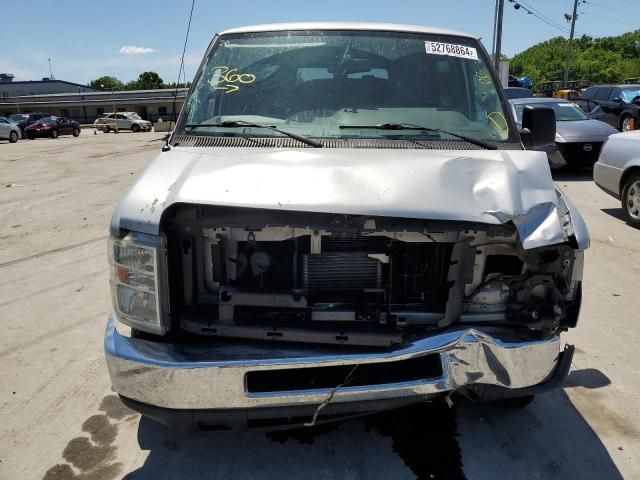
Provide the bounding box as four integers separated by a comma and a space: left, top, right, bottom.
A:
111, 146, 576, 249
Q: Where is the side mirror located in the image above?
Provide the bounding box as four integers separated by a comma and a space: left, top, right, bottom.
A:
612, 97, 624, 104
520, 106, 555, 149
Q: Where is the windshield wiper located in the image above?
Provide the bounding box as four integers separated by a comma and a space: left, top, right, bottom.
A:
184, 120, 322, 148
339, 123, 498, 150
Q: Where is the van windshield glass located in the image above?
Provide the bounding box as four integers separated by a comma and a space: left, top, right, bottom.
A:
178, 30, 514, 143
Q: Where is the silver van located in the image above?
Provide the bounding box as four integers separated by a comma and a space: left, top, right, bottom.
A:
105, 23, 589, 431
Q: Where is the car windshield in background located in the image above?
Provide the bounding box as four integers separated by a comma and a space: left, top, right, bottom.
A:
129, 113, 142, 120
622, 88, 640, 102
179, 30, 515, 144
38, 117, 57, 125
514, 102, 588, 122
8, 114, 28, 123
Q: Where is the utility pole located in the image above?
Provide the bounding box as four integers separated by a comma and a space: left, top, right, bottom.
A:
48, 58, 54, 80
563, 0, 579, 87
494, 0, 505, 71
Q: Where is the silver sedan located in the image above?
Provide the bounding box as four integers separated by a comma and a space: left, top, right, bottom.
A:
0, 117, 21, 143
594, 130, 640, 228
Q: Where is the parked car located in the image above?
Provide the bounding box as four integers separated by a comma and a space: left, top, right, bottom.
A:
594, 130, 640, 228
577, 85, 640, 132
0, 117, 21, 143
503, 87, 534, 100
94, 112, 152, 133
509, 97, 618, 168
105, 22, 588, 432
7, 112, 51, 137
24, 116, 81, 139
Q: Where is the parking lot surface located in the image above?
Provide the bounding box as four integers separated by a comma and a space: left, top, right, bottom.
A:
1, 132, 639, 479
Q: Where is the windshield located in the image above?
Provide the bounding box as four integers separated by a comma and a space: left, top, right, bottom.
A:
178, 30, 515, 144
514, 101, 588, 122
622, 88, 640, 103
38, 117, 57, 125
8, 114, 28, 124
128, 113, 142, 120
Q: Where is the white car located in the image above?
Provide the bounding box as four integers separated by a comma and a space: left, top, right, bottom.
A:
94, 112, 152, 133
0, 117, 21, 143
594, 130, 640, 228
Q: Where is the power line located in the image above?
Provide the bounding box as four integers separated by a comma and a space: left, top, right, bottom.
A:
517, 0, 571, 33
507, 0, 570, 34
583, 0, 638, 16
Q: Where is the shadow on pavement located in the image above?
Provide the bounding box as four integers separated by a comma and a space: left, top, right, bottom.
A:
601, 208, 626, 222
123, 400, 462, 480
552, 169, 593, 182
564, 368, 612, 389
458, 372, 622, 480
121, 372, 622, 480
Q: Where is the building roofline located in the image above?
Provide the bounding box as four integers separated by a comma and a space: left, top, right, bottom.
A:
0, 79, 99, 90
9, 88, 189, 100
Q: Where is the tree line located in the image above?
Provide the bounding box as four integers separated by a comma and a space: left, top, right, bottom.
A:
509, 29, 640, 89
88, 71, 191, 91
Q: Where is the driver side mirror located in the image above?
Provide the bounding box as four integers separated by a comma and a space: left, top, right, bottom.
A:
612, 97, 624, 104
519, 106, 555, 149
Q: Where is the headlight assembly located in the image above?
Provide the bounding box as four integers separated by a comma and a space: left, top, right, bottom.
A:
109, 233, 169, 335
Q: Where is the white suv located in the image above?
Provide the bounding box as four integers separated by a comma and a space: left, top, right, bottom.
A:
94, 112, 152, 133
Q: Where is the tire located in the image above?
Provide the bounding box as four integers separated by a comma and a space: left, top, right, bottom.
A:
73, 128, 81, 137
103, 126, 110, 133
51, 129, 59, 139
132, 124, 141, 133
27, 133, 34, 140
621, 172, 640, 229
9, 131, 18, 143
621, 115, 635, 132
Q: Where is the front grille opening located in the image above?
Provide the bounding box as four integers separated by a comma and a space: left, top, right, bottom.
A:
246, 354, 443, 393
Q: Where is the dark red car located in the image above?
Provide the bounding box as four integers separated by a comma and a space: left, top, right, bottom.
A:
25, 116, 81, 139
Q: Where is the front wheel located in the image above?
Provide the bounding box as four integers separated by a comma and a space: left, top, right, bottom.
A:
9, 131, 18, 143
102, 126, 110, 133
132, 124, 141, 133
73, 128, 80, 137
622, 172, 640, 228
51, 129, 59, 139
621, 115, 636, 132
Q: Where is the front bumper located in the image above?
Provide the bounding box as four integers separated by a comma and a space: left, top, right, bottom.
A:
105, 315, 568, 420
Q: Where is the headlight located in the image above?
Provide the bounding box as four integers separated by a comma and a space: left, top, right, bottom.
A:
109, 233, 169, 334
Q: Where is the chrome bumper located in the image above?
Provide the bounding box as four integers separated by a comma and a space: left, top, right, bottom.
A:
104, 315, 563, 410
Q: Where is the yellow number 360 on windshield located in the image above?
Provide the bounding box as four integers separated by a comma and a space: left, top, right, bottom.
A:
209, 66, 256, 94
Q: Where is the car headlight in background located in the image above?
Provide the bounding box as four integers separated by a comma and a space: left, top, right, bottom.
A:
109, 233, 169, 335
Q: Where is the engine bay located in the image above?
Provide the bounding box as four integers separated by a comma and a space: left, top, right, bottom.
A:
161, 205, 582, 346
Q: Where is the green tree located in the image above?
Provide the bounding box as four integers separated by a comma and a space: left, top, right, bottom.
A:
129, 71, 164, 90
89, 75, 124, 90
508, 29, 640, 90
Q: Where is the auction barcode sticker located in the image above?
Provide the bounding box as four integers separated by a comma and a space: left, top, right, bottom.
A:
425, 41, 478, 60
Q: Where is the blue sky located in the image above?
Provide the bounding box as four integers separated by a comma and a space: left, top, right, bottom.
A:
1, 0, 637, 85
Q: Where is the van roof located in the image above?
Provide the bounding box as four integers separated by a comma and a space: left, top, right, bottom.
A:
218, 22, 477, 39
